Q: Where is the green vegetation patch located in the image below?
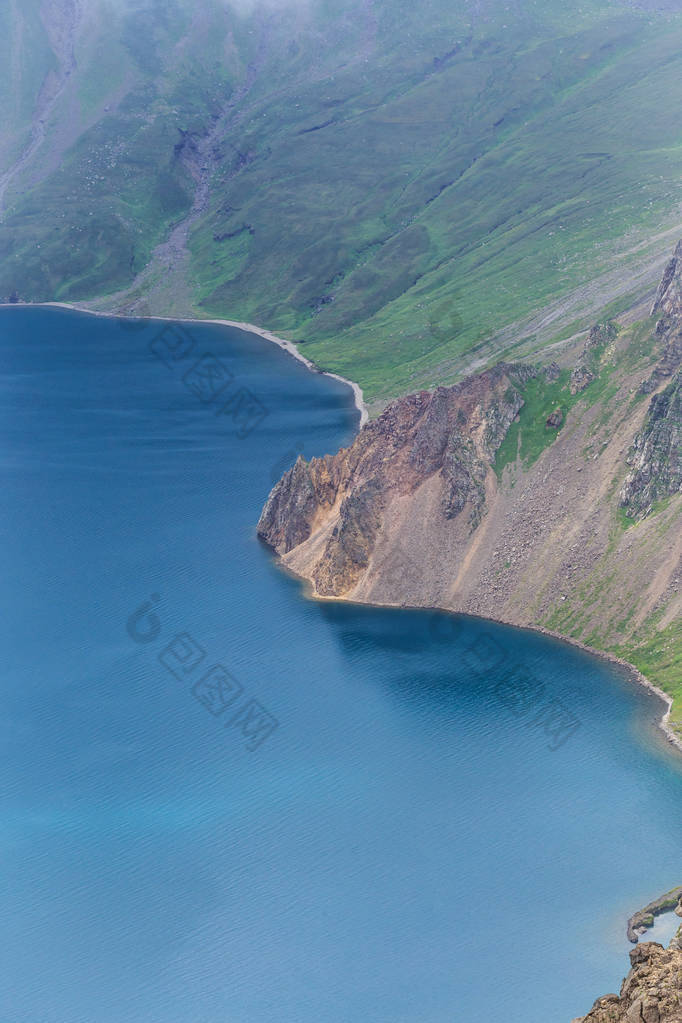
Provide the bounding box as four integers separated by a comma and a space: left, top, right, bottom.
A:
618, 619, 682, 734
494, 370, 577, 476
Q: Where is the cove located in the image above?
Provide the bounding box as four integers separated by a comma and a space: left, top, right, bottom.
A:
1, 305, 682, 1023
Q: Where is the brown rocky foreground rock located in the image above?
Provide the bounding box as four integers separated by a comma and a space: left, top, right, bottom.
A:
573, 942, 682, 1023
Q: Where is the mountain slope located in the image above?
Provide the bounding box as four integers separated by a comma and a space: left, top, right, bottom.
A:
259, 243, 682, 734
3, 1, 682, 403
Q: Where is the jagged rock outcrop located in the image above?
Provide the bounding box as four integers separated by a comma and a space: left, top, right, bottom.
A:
258, 362, 537, 595
620, 368, 682, 517
652, 242, 682, 338
620, 244, 682, 518
576, 888, 682, 1022
642, 240, 682, 389
574, 943, 682, 1023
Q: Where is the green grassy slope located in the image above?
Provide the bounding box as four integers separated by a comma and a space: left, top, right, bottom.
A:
0, 0, 236, 298
2, 0, 682, 406
0, 0, 57, 171
190, 0, 682, 402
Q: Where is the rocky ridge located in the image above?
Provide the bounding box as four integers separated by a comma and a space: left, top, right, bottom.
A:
628, 888, 682, 944
651, 240, 682, 381
620, 369, 682, 517
621, 242, 682, 518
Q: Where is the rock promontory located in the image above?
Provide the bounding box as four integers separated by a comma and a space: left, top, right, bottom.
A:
258, 244, 681, 738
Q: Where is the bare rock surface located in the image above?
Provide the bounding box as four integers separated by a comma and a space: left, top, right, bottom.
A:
621, 244, 682, 516
258, 362, 536, 596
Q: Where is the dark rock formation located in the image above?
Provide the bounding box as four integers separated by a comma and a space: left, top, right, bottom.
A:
647, 240, 682, 385
570, 364, 596, 394
620, 368, 682, 517
620, 243, 682, 518
546, 408, 564, 429
652, 241, 682, 331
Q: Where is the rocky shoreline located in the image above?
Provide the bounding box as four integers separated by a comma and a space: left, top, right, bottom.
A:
261, 554, 682, 758
8, 299, 671, 750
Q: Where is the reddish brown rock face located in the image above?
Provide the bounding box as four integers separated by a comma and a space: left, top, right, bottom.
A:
258, 362, 535, 595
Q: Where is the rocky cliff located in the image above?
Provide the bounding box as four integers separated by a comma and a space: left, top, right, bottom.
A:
620, 369, 682, 517
620, 242, 682, 518
259, 362, 539, 595
651, 240, 682, 379
258, 243, 682, 734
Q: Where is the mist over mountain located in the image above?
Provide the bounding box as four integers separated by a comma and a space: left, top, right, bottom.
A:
2, 5, 682, 1022
2, 0, 682, 404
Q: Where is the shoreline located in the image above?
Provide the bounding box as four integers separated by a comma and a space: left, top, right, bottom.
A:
3, 300, 677, 756
0, 301, 369, 428
266, 552, 682, 758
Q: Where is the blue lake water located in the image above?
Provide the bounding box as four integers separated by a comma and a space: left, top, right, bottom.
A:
2, 305, 682, 1023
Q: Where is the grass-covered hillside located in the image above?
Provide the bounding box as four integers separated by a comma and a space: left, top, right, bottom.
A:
2, 0, 682, 404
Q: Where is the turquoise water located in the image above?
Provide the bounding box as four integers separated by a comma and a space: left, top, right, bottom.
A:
2, 305, 682, 1023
